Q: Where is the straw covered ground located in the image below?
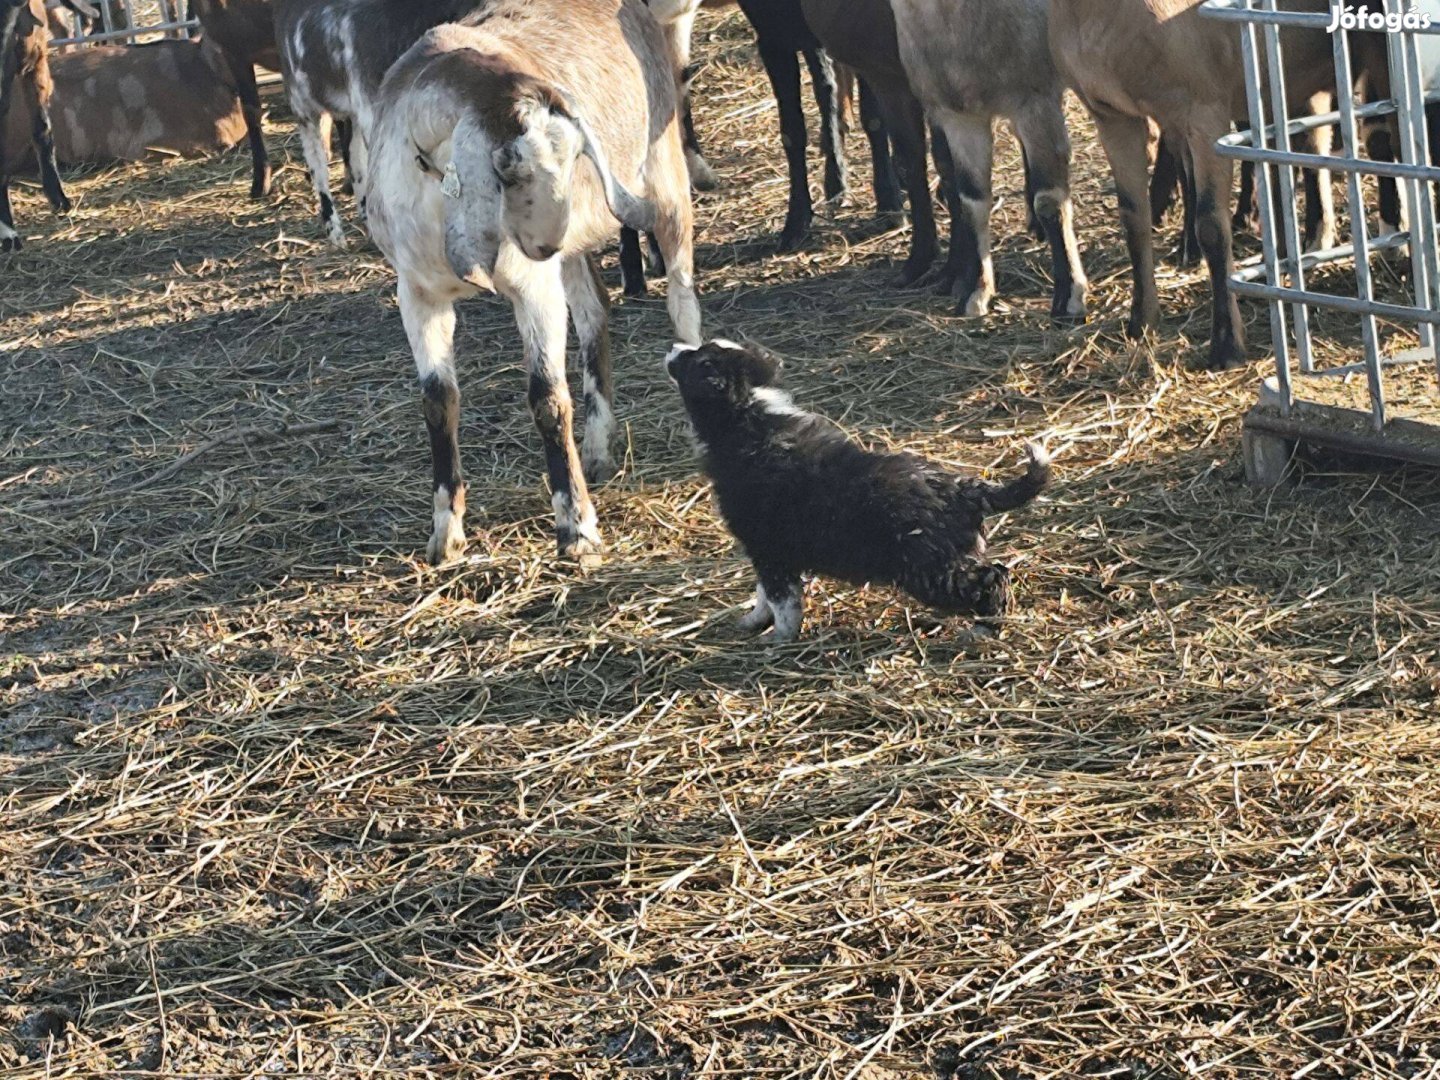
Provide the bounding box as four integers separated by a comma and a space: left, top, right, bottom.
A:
4, 11, 1440, 1078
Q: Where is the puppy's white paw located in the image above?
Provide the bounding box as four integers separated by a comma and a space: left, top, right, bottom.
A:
737, 605, 773, 633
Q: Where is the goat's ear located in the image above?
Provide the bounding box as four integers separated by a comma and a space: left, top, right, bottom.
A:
740, 345, 781, 388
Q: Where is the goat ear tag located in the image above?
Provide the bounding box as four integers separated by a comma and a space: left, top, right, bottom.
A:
440, 162, 462, 200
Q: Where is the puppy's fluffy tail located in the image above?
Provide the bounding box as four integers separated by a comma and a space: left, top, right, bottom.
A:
979, 441, 1051, 513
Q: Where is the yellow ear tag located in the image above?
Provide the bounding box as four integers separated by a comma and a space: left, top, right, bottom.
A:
440, 162, 462, 199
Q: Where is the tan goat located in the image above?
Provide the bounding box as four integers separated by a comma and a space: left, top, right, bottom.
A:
4, 37, 245, 171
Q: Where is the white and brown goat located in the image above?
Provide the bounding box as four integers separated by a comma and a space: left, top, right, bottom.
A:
890, 0, 1089, 321
366, 0, 701, 565
0, 0, 94, 250
275, 0, 493, 248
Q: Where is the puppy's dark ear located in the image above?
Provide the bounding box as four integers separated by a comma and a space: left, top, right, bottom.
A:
740, 344, 781, 387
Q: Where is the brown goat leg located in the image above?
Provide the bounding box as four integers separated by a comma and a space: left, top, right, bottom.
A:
1150, 136, 1181, 227
931, 109, 994, 317
618, 227, 647, 297
756, 36, 813, 251
227, 45, 269, 198
0, 37, 19, 250
563, 254, 617, 485
650, 164, 703, 347
0, 179, 16, 252
871, 86, 937, 286
1177, 139, 1201, 267
336, 117, 355, 197
22, 49, 68, 214
858, 78, 904, 217
1187, 125, 1246, 370
1303, 109, 1337, 252
1013, 98, 1088, 322
1018, 142, 1045, 243
1092, 108, 1160, 342
802, 46, 849, 206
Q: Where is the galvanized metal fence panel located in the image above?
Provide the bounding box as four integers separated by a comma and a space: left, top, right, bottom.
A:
1200, 0, 1440, 444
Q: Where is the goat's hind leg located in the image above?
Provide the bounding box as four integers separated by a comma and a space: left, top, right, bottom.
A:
755, 36, 812, 251
0, 52, 22, 249
650, 145, 702, 345
298, 111, 345, 249
563, 254, 617, 485
398, 279, 468, 565
508, 256, 602, 562
1012, 96, 1088, 321
803, 47, 849, 206
25, 53, 70, 216
931, 109, 995, 317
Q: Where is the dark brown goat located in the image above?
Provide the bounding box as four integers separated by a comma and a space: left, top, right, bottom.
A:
0, 0, 94, 250
191, 0, 279, 197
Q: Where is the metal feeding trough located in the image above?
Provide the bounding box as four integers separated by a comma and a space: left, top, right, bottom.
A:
1201, 0, 1440, 483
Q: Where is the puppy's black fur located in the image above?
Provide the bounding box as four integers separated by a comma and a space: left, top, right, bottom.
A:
667, 338, 1050, 640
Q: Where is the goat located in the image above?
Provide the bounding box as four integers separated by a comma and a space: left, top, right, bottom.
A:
799, 0, 945, 286
731, 0, 851, 251
1049, 0, 1360, 369
889, 0, 1087, 322
191, 0, 279, 198
3, 36, 245, 171
0, 0, 94, 251
366, 1, 701, 565
275, 0, 494, 249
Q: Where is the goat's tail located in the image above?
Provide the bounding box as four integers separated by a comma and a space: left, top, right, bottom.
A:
978, 441, 1051, 513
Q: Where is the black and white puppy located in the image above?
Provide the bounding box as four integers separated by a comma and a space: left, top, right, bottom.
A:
666, 338, 1051, 641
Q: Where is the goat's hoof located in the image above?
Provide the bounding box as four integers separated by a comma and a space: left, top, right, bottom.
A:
55, 196, 73, 216
1051, 287, 1088, 324
327, 226, 348, 251
958, 290, 993, 319
776, 219, 811, 253
1205, 342, 1249, 371
1125, 313, 1159, 342
561, 533, 604, 570
927, 271, 957, 296
894, 253, 937, 288
621, 278, 648, 299
250, 174, 273, 200
686, 152, 720, 193
582, 456, 617, 487
1, 235, 20, 253
427, 512, 468, 565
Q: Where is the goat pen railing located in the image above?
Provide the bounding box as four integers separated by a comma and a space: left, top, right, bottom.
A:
49, 0, 195, 48
1200, 0, 1440, 482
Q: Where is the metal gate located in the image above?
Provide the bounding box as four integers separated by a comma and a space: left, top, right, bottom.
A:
1201, 0, 1440, 482
49, 0, 195, 48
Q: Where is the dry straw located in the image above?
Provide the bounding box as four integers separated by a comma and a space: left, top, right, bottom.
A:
2, 11, 1438, 1078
